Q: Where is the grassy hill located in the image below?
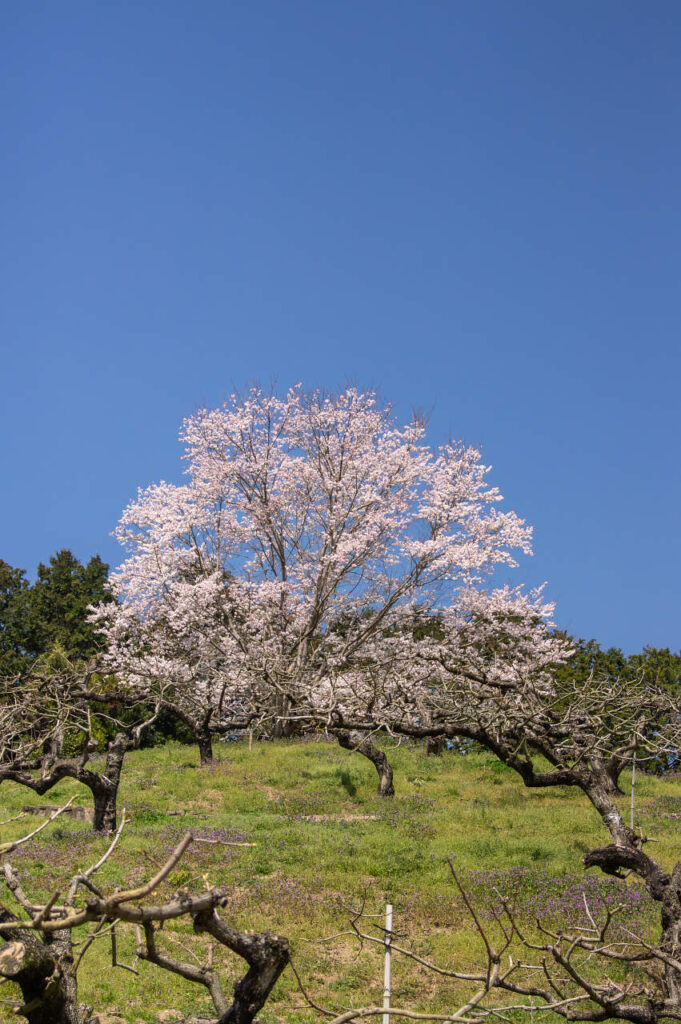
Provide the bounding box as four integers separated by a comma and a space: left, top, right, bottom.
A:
1, 739, 679, 1023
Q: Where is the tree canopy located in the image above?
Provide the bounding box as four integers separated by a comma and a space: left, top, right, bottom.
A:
0, 550, 112, 673
93, 385, 542, 741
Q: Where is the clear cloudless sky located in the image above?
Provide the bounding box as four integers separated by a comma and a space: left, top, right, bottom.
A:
2, 1, 680, 652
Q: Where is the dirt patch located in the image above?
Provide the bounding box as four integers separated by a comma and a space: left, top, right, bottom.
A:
187, 788, 224, 810
300, 813, 379, 823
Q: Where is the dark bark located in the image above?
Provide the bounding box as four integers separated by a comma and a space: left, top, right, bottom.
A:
602, 775, 624, 797
0, 909, 83, 1024
584, 845, 681, 1005
219, 933, 289, 1024
91, 732, 126, 832
90, 786, 118, 834
193, 909, 290, 1024
267, 695, 298, 739
336, 730, 395, 797
0, 861, 291, 1024
196, 725, 214, 765
426, 736, 446, 756
584, 844, 670, 900
148, 702, 216, 764
591, 753, 624, 796
0, 732, 128, 834
473, 730, 681, 1013
661, 863, 681, 1005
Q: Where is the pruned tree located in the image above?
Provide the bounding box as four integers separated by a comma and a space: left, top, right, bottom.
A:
301, 586, 681, 1020
0, 663, 159, 833
82, 661, 256, 766
0, 809, 290, 1024
311, 862, 681, 1024
92, 385, 533, 786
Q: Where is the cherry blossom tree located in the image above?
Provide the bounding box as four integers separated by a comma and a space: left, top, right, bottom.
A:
93, 385, 535, 772
300, 584, 572, 733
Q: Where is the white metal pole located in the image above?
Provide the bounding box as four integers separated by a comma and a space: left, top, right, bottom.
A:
382, 903, 393, 1024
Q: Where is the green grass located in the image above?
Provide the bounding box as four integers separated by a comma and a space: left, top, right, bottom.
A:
1, 740, 679, 1023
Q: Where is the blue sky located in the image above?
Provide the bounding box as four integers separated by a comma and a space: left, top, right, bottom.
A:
2, 1, 679, 652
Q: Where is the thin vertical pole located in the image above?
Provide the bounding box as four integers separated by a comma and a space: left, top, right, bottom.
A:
631, 752, 637, 830
382, 903, 393, 1024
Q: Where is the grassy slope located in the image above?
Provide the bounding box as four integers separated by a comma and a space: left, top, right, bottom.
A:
1, 740, 680, 1023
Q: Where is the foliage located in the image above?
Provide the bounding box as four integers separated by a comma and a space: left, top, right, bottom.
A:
556, 636, 681, 693
556, 637, 681, 771
0, 559, 30, 675
25, 549, 113, 661
0, 550, 113, 674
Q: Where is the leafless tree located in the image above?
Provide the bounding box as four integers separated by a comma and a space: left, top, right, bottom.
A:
301, 860, 678, 1024
0, 665, 161, 832
0, 807, 289, 1024
327, 654, 681, 1022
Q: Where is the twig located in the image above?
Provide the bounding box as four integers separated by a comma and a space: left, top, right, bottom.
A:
0, 796, 77, 855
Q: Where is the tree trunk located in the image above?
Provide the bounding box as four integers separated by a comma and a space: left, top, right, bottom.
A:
0, 733, 128, 835
91, 785, 118, 834
217, 933, 290, 1024
581, 767, 681, 1006
154, 702, 216, 764
89, 733, 127, 833
661, 863, 681, 1005
193, 909, 290, 1024
269, 695, 297, 739
584, 842, 681, 1007
426, 736, 446, 756
590, 754, 625, 796
336, 731, 395, 797
0, 912, 83, 1024
603, 775, 624, 796
197, 726, 214, 765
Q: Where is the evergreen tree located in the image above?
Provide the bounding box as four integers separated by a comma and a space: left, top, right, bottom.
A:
0, 559, 30, 675
628, 646, 681, 689
555, 636, 630, 685
24, 550, 113, 661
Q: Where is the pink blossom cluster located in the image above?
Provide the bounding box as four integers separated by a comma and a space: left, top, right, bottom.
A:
92, 386, 568, 730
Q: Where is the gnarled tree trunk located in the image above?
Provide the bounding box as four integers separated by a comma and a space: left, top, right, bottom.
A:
0, 732, 129, 835
193, 909, 290, 1024
336, 730, 395, 797
90, 732, 127, 833
154, 703, 215, 764
0, 911, 83, 1024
